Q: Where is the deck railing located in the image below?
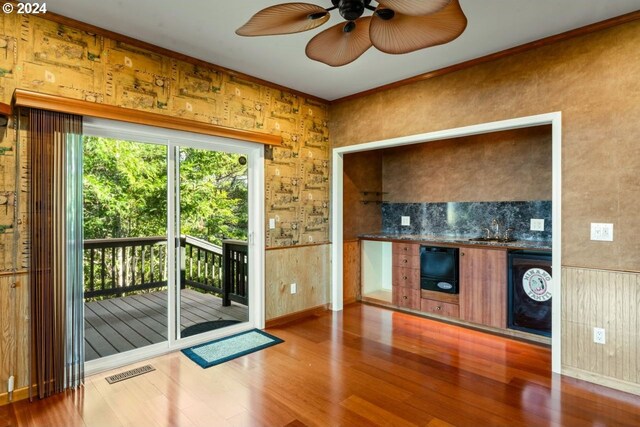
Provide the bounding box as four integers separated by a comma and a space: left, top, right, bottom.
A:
222, 240, 249, 306
83, 235, 248, 306
83, 236, 168, 299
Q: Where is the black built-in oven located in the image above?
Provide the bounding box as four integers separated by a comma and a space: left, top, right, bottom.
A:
420, 245, 459, 294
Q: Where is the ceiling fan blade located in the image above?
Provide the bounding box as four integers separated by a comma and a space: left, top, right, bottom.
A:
306, 17, 373, 67
370, 0, 467, 54
376, 0, 451, 16
236, 3, 330, 36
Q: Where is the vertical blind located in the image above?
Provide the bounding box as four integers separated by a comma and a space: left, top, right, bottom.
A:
28, 108, 84, 399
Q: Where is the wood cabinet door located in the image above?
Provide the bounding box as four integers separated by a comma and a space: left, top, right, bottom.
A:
392, 242, 419, 256
420, 298, 460, 318
392, 253, 420, 269
459, 247, 507, 328
392, 286, 420, 310
392, 266, 420, 290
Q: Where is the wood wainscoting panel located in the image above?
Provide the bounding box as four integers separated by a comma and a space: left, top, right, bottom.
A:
343, 240, 361, 305
0, 273, 29, 398
265, 244, 331, 321
562, 266, 640, 392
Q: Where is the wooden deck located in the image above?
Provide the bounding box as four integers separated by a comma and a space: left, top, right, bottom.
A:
84, 289, 248, 361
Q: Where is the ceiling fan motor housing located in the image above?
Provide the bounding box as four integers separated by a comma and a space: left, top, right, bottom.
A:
334, 0, 371, 21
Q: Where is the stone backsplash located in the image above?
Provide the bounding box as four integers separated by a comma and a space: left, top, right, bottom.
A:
381, 201, 552, 241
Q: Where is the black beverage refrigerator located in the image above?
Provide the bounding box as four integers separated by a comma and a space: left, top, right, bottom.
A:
507, 251, 552, 337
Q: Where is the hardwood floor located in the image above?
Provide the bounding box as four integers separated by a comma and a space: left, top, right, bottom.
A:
4, 303, 640, 426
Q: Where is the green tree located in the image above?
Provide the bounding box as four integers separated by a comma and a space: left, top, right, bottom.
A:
83, 137, 248, 245
83, 137, 167, 239
178, 147, 248, 244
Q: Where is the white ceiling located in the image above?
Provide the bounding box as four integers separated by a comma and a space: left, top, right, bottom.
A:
43, 0, 640, 101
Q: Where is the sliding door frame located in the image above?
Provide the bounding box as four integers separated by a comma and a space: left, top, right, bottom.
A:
83, 117, 265, 375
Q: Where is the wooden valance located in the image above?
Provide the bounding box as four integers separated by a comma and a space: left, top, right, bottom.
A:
0, 102, 10, 126
12, 89, 281, 146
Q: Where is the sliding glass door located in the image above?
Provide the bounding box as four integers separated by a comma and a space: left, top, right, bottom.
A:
83, 136, 169, 361
82, 120, 259, 367
176, 146, 249, 340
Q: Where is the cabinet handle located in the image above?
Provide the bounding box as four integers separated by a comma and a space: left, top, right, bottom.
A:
403, 276, 407, 280
403, 259, 408, 263
403, 296, 408, 300
404, 247, 408, 251
461, 252, 465, 256
436, 306, 442, 311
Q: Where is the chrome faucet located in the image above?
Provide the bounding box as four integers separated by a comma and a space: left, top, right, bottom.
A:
503, 227, 514, 241
491, 218, 501, 238
483, 227, 492, 239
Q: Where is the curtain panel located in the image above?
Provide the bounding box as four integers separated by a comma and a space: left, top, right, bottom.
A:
28, 109, 84, 399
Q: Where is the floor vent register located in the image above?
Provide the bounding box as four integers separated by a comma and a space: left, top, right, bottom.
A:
105, 364, 156, 384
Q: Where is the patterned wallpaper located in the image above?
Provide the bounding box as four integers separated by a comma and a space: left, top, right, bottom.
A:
0, 12, 331, 270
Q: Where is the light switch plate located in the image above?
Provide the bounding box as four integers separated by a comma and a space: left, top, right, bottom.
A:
591, 223, 613, 241
269, 218, 276, 229
401, 216, 411, 226
530, 219, 545, 231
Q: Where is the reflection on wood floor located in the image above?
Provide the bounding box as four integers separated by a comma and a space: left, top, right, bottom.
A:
6, 303, 640, 426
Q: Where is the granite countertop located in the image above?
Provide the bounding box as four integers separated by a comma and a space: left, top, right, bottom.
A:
358, 233, 552, 251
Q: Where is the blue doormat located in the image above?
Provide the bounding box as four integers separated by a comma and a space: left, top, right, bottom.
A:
181, 329, 284, 368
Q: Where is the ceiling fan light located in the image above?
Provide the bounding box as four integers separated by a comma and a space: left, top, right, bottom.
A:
339, 0, 366, 21
308, 11, 328, 20
375, 9, 395, 20
343, 21, 356, 33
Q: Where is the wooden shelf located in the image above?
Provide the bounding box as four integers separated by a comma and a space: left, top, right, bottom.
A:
359, 190, 387, 205
362, 290, 392, 303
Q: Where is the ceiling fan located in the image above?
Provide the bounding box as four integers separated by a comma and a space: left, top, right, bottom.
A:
236, 0, 467, 67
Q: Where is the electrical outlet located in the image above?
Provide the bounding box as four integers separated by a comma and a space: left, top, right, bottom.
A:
593, 327, 606, 344
401, 216, 411, 226
290, 283, 297, 294
530, 219, 545, 231
590, 223, 613, 241
269, 218, 276, 229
